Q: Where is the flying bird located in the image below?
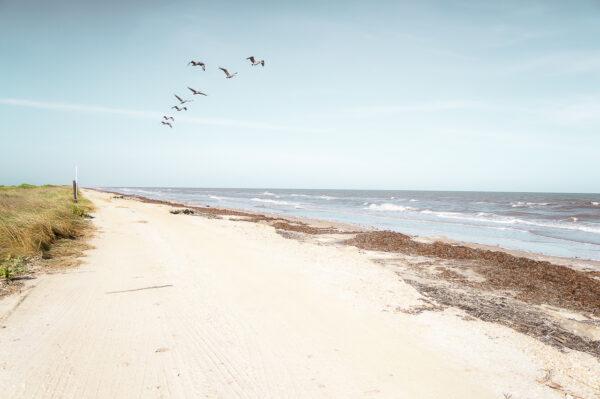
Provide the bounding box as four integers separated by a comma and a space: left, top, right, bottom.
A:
171, 106, 188, 111
188, 60, 206, 70
188, 87, 207, 96
161, 121, 172, 128
219, 67, 238, 79
163, 116, 174, 121
174, 94, 192, 104
246, 56, 265, 67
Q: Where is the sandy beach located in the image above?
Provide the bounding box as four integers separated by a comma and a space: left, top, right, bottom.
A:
0, 189, 599, 398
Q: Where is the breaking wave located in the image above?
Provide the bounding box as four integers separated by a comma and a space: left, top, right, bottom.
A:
511, 202, 551, 208
366, 203, 416, 212
251, 198, 302, 208
419, 209, 600, 234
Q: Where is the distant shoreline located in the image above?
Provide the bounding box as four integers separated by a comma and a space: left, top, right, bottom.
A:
89, 187, 600, 267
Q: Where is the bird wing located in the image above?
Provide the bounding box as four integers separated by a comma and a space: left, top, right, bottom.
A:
174, 94, 183, 102
247, 56, 255, 63
219, 67, 229, 75
199, 91, 207, 96
188, 61, 193, 65
187, 87, 196, 93
171, 106, 177, 109
201, 64, 206, 71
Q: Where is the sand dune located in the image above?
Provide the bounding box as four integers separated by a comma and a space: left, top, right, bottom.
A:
0, 190, 597, 398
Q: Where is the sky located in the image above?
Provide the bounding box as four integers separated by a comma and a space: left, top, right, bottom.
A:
1, 0, 599, 192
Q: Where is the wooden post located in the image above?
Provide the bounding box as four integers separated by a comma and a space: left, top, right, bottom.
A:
73, 180, 78, 203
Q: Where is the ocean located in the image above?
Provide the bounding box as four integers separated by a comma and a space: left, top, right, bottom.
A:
105, 187, 600, 261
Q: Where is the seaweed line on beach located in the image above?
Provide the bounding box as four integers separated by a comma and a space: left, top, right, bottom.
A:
403, 279, 600, 358
346, 230, 600, 318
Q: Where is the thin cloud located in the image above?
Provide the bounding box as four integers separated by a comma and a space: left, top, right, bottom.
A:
0, 98, 157, 118
505, 51, 600, 74
0, 98, 327, 133
350, 101, 529, 117
358, 101, 481, 114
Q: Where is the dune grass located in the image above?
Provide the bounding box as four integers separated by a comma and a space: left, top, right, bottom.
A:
0, 185, 94, 267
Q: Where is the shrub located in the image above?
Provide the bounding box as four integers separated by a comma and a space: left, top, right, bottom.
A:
71, 205, 86, 217
0, 256, 26, 280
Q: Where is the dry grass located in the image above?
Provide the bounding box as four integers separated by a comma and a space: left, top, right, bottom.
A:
0, 185, 94, 261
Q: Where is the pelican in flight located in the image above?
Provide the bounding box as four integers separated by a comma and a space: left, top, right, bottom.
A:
188, 87, 207, 96
171, 106, 188, 111
188, 60, 206, 70
163, 116, 174, 121
219, 67, 238, 79
174, 94, 192, 104
161, 121, 173, 128
246, 56, 265, 67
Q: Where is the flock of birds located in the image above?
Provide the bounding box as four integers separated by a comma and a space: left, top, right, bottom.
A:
160, 56, 266, 128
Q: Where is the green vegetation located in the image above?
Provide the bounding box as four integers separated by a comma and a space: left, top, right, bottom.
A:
0, 185, 94, 262
0, 256, 26, 280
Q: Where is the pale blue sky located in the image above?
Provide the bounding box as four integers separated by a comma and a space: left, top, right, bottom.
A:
1, 0, 599, 192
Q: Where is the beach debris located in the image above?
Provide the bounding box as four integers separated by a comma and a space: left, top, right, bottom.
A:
346, 230, 600, 317
106, 285, 173, 294
187, 60, 206, 70
187, 87, 207, 96
170, 209, 194, 215
174, 94, 192, 104
171, 106, 187, 111
246, 56, 265, 66
161, 121, 172, 128
219, 67, 238, 79
163, 116, 174, 121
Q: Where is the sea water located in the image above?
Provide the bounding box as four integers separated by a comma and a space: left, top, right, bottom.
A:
105, 187, 600, 261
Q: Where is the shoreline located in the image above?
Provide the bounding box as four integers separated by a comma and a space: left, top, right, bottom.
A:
89, 187, 600, 270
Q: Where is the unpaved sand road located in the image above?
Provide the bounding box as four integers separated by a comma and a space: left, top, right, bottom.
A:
0, 190, 569, 398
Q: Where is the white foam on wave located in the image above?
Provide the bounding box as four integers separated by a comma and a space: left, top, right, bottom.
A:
592, 202, 600, 206
262, 191, 278, 197
409, 199, 419, 202
251, 198, 302, 208
208, 195, 223, 201
511, 201, 551, 208
289, 193, 336, 200
421, 209, 600, 234
366, 203, 416, 212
